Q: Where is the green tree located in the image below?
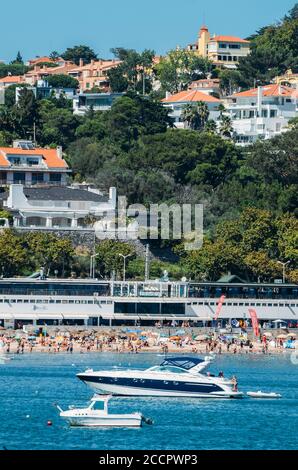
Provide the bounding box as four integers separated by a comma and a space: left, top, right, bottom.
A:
96, 240, 135, 279
181, 102, 209, 130
46, 74, 79, 89
0, 63, 29, 79
108, 48, 155, 93
38, 100, 80, 147
156, 49, 213, 93
61, 45, 97, 65
49, 51, 60, 61
219, 70, 245, 96
219, 115, 233, 139
11, 51, 23, 65
0, 230, 27, 277
25, 232, 74, 276
14, 87, 38, 139
107, 66, 129, 92
238, 8, 298, 86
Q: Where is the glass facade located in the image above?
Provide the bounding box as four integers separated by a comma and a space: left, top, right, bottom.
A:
0, 280, 296, 300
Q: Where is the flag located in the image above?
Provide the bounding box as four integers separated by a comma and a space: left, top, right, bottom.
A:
214, 295, 226, 321
248, 309, 260, 337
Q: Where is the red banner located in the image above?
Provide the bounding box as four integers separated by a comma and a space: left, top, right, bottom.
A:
248, 309, 260, 337
214, 295, 226, 321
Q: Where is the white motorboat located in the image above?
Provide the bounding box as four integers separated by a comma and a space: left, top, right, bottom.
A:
77, 356, 243, 399
57, 395, 149, 427
247, 391, 282, 399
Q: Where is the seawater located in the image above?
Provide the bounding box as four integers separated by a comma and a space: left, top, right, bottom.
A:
0, 353, 297, 450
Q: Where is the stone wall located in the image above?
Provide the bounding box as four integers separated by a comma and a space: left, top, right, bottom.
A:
14, 227, 157, 258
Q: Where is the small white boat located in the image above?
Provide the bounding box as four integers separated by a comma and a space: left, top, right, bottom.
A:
247, 391, 282, 399
56, 395, 151, 427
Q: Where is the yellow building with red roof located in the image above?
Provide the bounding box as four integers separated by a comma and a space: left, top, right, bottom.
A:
187, 25, 250, 68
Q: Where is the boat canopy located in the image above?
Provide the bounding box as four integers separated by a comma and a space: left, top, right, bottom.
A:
161, 357, 205, 370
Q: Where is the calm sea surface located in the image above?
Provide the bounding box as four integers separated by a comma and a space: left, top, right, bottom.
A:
0, 353, 297, 450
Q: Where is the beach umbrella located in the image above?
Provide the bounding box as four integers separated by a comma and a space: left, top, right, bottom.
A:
170, 336, 181, 341
277, 334, 287, 339
195, 334, 209, 341
176, 329, 186, 336
287, 333, 296, 338
263, 332, 273, 337
272, 320, 287, 323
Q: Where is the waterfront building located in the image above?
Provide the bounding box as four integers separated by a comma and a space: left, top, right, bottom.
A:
187, 25, 250, 68
2, 184, 117, 231
0, 141, 70, 187
73, 92, 124, 115
227, 84, 298, 145
162, 89, 222, 128
0, 278, 297, 328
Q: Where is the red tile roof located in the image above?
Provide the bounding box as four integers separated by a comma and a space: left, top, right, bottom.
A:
210, 35, 250, 44
232, 84, 298, 98
28, 56, 63, 65
0, 147, 68, 169
162, 89, 221, 104
0, 75, 25, 84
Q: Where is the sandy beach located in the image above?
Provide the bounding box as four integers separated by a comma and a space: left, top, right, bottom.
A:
1, 326, 297, 356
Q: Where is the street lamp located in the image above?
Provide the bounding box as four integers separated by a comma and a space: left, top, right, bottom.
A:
90, 254, 99, 279
118, 253, 132, 282
277, 260, 290, 284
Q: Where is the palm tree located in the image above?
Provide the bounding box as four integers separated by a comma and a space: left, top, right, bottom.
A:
197, 101, 210, 129
219, 115, 233, 139
181, 104, 198, 129
204, 119, 217, 134
181, 101, 209, 131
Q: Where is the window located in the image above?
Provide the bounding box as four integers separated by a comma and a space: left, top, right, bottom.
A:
13, 172, 25, 183
32, 173, 44, 184
50, 173, 62, 182
218, 55, 222, 61
229, 44, 241, 49
219, 43, 227, 49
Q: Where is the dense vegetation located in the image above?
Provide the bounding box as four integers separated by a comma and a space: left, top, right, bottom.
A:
0, 5, 297, 282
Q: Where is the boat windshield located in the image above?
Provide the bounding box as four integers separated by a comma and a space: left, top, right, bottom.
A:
91, 401, 105, 411
148, 366, 188, 374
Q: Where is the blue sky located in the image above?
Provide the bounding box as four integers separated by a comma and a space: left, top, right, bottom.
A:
0, 0, 295, 62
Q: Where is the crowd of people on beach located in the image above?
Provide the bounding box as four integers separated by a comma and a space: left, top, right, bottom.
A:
0, 325, 296, 356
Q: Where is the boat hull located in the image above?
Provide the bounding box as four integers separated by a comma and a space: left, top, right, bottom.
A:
78, 375, 243, 399
61, 414, 142, 427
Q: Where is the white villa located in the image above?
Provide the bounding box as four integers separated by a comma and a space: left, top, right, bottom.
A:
227, 84, 298, 145
0, 141, 70, 186
162, 89, 222, 128
3, 184, 117, 231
